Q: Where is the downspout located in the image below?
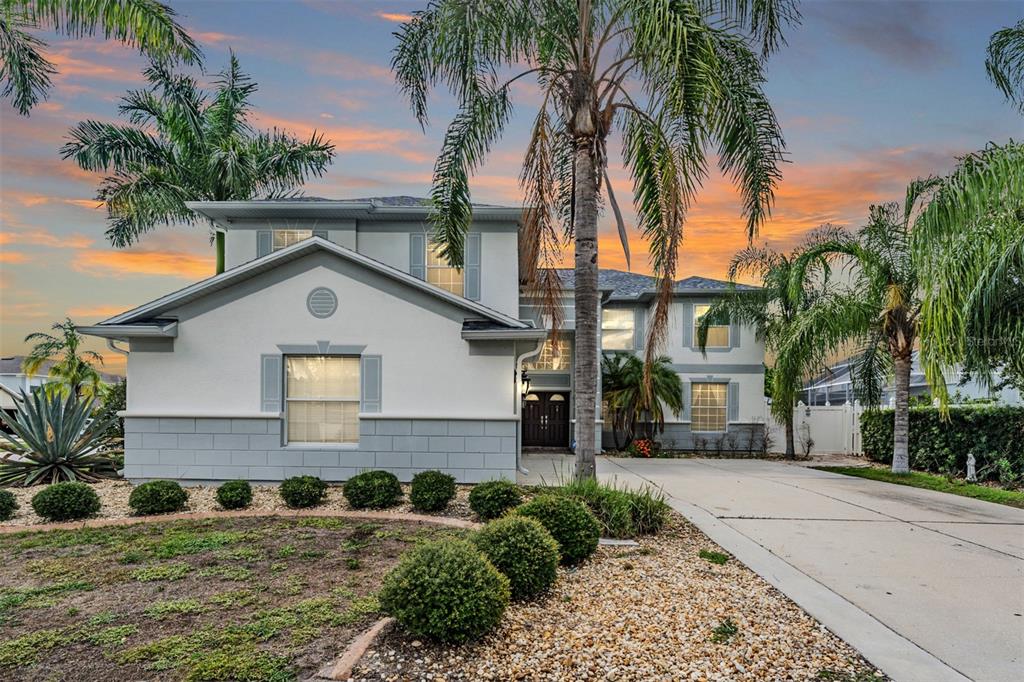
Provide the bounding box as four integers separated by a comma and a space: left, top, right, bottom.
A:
106, 339, 129, 356
514, 338, 545, 475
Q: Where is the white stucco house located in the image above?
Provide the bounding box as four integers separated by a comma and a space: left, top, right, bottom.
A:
79, 196, 766, 484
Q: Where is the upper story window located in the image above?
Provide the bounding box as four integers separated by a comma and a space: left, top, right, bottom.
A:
427, 241, 464, 296
273, 229, 313, 251
691, 382, 727, 432
602, 309, 634, 350
526, 337, 572, 371
285, 356, 359, 444
694, 304, 729, 348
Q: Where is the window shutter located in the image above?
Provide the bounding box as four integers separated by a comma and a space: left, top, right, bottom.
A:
260, 354, 282, 413
681, 380, 691, 421
633, 308, 646, 350
730, 318, 741, 349
464, 232, 481, 300
681, 303, 694, 348
312, 230, 328, 241
257, 231, 272, 258
361, 355, 382, 413
409, 233, 426, 279
728, 381, 739, 422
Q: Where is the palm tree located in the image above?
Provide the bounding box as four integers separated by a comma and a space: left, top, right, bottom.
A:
910, 22, 1024, 404
786, 204, 923, 474
392, 0, 795, 479
23, 318, 105, 398
60, 54, 335, 273
1, 0, 200, 115
602, 352, 682, 448
696, 241, 829, 457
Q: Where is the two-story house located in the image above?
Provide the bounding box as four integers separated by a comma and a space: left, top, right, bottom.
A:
79, 196, 765, 484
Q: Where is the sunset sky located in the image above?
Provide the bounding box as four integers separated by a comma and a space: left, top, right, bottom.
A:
1, 0, 1021, 375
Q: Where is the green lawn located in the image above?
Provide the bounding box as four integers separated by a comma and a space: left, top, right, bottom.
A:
816, 466, 1024, 509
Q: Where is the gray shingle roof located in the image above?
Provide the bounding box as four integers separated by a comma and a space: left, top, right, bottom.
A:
552, 269, 756, 298
248, 195, 510, 208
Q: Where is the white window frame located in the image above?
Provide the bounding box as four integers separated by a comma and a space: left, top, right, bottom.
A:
426, 240, 465, 296
284, 355, 360, 445
602, 308, 635, 351
694, 304, 730, 348
691, 382, 728, 433
273, 229, 313, 252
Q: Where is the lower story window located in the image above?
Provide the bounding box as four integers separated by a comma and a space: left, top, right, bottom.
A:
285, 356, 360, 443
691, 382, 727, 432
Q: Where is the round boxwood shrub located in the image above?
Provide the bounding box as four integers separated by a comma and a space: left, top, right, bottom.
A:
279, 475, 328, 509
378, 539, 510, 643
472, 516, 559, 600
468, 479, 522, 520
343, 470, 402, 509
0, 489, 17, 522
216, 480, 253, 510
516, 494, 600, 565
129, 480, 188, 515
409, 470, 456, 512
31, 481, 101, 522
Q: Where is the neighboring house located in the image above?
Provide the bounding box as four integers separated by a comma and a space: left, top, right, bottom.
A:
0, 356, 120, 430
800, 351, 1022, 406
79, 196, 766, 484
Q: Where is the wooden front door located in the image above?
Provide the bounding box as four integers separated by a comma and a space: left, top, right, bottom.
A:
522, 392, 570, 447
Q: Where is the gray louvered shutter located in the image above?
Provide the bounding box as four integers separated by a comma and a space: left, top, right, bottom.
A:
681, 380, 691, 421
257, 231, 273, 258
633, 308, 646, 350
361, 355, 382, 413
312, 230, 328, 241
681, 303, 694, 348
730, 318, 740, 349
260, 354, 282, 413
464, 232, 481, 300
409, 233, 426, 279
728, 381, 739, 422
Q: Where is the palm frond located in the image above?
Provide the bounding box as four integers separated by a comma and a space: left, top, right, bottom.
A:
986, 19, 1024, 112
0, 12, 55, 114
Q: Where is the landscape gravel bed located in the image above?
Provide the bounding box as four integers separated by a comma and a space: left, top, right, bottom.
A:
0, 480, 475, 527
354, 514, 885, 681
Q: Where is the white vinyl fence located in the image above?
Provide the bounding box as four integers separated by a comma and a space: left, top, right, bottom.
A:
762, 400, 866, 456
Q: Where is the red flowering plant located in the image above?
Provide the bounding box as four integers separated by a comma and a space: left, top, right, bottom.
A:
629, 438, 656, 458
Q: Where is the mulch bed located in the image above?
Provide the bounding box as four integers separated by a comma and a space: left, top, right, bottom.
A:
0, 516, 465, 681
354, 514, 886, 682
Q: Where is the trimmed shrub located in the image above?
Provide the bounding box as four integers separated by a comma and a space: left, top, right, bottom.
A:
0, 489, 17, 521
378, 539, 510, 643
343, 470, 402, 509
216, 480, 253, 510
279, 475, 328, 509
472, 516, 559, 600
31, 481, 101, 522
516, 495, 600, 565
129, 480, 188, 515
468, 479, 522, 520
409, 470, 456, 512
861, 406, 1024, 479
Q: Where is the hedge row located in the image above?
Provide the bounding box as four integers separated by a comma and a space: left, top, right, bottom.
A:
861, 405, 1024, 478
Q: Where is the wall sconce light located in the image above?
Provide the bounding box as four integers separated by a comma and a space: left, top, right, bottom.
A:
520, 369, 532, 398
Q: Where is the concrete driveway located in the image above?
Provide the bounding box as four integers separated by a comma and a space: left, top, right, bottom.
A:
522, 455, 1024, 682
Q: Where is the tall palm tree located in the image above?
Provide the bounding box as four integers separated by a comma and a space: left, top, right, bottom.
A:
392, 0, 795, 479
23, 318, 105, 398
60, 54, 335, 273
910, 22, 1024, 403
602, 352, 682, 448
786, 203, 923, 474
1, 0, 200, 115
696, 241, 829, 457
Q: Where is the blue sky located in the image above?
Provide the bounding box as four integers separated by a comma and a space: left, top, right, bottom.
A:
1, 0, 1021, 374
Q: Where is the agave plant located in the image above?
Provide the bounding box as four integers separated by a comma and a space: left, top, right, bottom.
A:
0, 390, 121, 486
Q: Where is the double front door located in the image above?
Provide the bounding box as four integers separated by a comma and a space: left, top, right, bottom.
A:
522, 392, 570, 447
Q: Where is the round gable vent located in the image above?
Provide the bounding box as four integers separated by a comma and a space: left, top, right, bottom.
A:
307, 287, 337, 318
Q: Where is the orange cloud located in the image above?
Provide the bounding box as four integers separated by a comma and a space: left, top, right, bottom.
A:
72, 249, 213, 279
0, 252, 31, 264
0, 302, 50, 320
376, 11, 413, 22
192, 30, 241, 44
66, 304, 130, 319
48, 51, 142, 82
5, 190, 51, 207
306, 51, 394, 83
63, 198, 103, 210
252, 113, 428, 163
0, 229, 94, 249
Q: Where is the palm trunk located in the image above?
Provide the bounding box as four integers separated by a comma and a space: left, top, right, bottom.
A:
784, 413, 795, 459
573, 139, 599, 481
892, 356, 911, 474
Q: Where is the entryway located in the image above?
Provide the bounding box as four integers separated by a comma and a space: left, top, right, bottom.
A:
521, 392, 570, 447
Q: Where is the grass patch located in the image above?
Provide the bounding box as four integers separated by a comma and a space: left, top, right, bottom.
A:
199, 565, 253, 582
209, 590, 261, 609
85, 624, 138, 647
151, 531, 247, 559
699, 549, 730, 565
0, 581, 93, 619
132, 563, 192, 582
185, 646, 293, 682
0, 628, 67, 667
816, 466, 1024, 509
553, 478, 669, 538
145, 599, 206, 619
710, 617, 739, 643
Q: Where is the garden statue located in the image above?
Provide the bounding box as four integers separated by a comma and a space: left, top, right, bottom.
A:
966, 453, 977, 482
